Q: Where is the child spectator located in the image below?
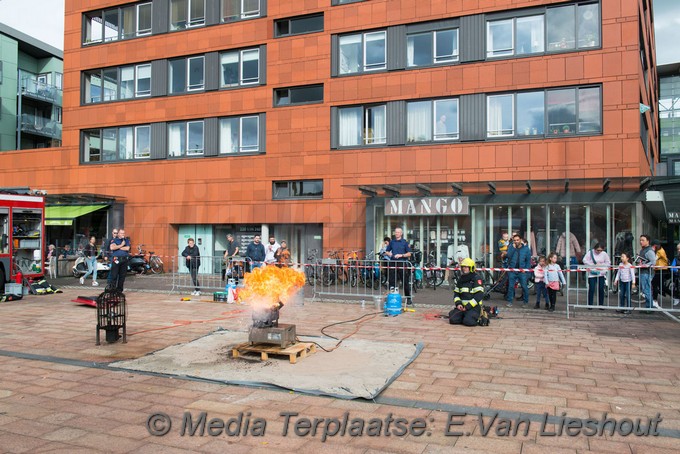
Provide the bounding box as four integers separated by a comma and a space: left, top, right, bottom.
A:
533, 256, 548, 309
545, 252, 566, 312
613, 251, 636, 314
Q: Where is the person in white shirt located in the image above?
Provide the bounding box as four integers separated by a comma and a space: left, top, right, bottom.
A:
264, 235, 280, 265
533, 256, 548, 310
582, 243, 611, 308
613, 251, 636, 314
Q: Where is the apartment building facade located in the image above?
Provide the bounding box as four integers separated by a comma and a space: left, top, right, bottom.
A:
0, 0, 662, 266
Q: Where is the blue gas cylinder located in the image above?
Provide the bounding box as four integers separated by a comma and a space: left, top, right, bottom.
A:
384, 288, 402, 316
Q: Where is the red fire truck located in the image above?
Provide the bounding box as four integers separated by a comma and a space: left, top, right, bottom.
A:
0, 192, 46, 287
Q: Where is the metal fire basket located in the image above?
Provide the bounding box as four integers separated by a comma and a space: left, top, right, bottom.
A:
248, 302, 296, 348
95, 288, 127, 345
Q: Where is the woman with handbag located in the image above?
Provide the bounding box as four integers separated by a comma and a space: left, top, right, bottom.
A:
545, 252, 566, 312
582, 243, 611, 308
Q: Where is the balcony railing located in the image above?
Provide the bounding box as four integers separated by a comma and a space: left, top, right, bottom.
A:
19, 114, 62, 140
20, 79, 63, 105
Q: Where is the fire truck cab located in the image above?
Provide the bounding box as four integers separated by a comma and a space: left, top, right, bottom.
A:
0, 192, 46, 287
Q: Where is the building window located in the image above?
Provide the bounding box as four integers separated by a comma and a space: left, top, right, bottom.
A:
338, 105, 386, 146
331, 0, 365, 5
486, 86, 601, 138
274, 13, 323, 37
220, 48, 260, 87
170, 0, 206, 30
0, 61, 3, 84
407, 28, 458, 67
85, 63, 151, 103
274, 84, 323, 106
169, 120, 205, 157
222, 0, 262, 22
169, 56, 205, 93
339, 31, 386, 74
219, 115, 260, 153
54, 73, 63, 89
547, 2, 599, 51
273, 180, 323, 200
135, 64, 151, 97
83, 125, 150, 162
487, 15, 544, 58
83, 2, 152, 44
407, 98, 459, 142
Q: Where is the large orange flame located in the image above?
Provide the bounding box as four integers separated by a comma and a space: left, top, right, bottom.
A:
239, 266, 305, 307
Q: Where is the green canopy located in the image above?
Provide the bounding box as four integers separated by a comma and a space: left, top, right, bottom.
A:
45, 205, 108, 226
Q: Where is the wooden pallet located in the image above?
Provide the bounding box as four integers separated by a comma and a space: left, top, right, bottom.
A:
232, 341, 316, 364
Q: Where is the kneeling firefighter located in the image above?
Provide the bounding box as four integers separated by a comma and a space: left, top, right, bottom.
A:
449, 258, 485, 326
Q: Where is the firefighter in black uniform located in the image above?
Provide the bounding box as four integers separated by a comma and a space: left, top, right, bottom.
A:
449, 258, 485, 326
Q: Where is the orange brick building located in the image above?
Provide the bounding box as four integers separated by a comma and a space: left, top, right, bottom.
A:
0, 0, 662, 268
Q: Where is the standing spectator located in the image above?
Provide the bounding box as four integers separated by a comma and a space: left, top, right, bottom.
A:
385, 227, 413, 305
497, 231, 510, 264
670, 243, 680, 306
545, 252, 566, 312
505, 233, 531, 307
245, 235, 265, 271
80, 236, 99, 286
651, 239, 669, 305
46, 244, 57, 279
638, 234, 657, 311
104, 228, 118, 287
109, 229, 131, 292
378, 236, 391, 258
582, 242, 611, 308
223, 233, 240, 282
613, 251, 635, 314
264, 235, 280, 265
182, 238, 201, 296
275, 240, 291, 267
533, 255, 548, 309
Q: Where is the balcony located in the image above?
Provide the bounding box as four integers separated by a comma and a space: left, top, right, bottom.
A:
20, 79, 63, 106
20, 114, 62, 140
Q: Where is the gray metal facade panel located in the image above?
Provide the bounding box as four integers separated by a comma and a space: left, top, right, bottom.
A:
387, 26, 405, 71
259, 45, 267, 85
205, 0, 220, 26
330, 107, 338, 149
387, 101, 406, 145
258, 113, 266, 153
460, 14, 485, 63
152, 0, 169, 34
150, 122, 167, 160
205, 52, 219, 91
460, 94, 485, 141
261, 0, 268, 17
330, 35, 338, 77
151, 59, 168, 97
204, 117, 219, 156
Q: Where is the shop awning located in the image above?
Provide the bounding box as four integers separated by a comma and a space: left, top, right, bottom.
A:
45, 204, 108, 226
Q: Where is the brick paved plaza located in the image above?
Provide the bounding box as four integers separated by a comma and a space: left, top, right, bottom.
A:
1, 284, 679, 453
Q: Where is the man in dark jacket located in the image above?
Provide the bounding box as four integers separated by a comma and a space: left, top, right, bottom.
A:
449, 258, 485, 326
505, 233, 531, 307
245, 235, 266, 272
181, 238, 201, 296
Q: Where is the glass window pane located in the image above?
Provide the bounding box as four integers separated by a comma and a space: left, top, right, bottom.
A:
102, 128, 117, 161
222, 0, 239, 22
189, 0, 205, 26
220, 117, 239, 153
487, 95, 514, 136
435, 29, 458, 62
120, 66, 135, 99
187, 121, 204, 154
170, 0, 188, 30
516, 15, 544, 55
220, 52, 239, 87
301, 181, 323, 197
103, 9, 120, 42
338, 107, 362, 146
88, 72, 102, 103
578, 4, 600, 48
407, 101, 432, 142
407, 33, 432, 67
290, 85, 323, 104
243, 0, 260, 17
169, 59, 186, 93
434, 99, 458, 140
339, 34, 362, 74
168, 122, 186, 156
487, 19, 513, 57
136, 64, 151, 97
188, 57, 204, 90
290, 15, 323, 35
121, 6, 135, 39
137, 3, 152, 35
241, 116, 259, 152
85, 12, 103, 43
86, 130, 101, 162
135, 126, 150, 158
365, 105, 386, 144
547, 5, 575, 51
241, 49, 259, 84
102, 68, 118, 101
119, 127, 133, 160
517, 91, 545, 136
547, 88, 576, 134
364, 32, 386, 70
578, 87, 601, 133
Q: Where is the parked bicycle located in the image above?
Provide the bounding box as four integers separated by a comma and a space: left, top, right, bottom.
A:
422, 250, 444, 289
321, 250, 348, 286
304, 248, 321, 286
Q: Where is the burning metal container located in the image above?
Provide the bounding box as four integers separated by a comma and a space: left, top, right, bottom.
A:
95, 288, 127, 344
249, 301, 296, 348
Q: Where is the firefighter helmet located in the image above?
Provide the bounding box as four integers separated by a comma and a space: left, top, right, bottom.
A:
460, 258, 476, 272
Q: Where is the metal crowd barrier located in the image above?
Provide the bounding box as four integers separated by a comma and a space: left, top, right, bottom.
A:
171, 255, 250, 293
309, 259, 414, 303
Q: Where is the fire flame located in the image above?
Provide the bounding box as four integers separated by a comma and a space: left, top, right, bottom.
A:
239, 266, 305, 307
